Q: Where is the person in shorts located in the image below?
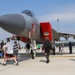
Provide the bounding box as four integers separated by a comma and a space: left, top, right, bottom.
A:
3, 38, 18, 66
13, 41, 19, 61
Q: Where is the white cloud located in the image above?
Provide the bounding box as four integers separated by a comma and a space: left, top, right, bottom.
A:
39, 13, 75, 23
38, 4, 75, 23
38, 4, 75, 34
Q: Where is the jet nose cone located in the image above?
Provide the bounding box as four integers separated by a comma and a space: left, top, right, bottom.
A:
0, 14, 25, 34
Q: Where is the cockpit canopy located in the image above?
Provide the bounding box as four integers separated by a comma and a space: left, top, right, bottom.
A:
22, 10, 35, 18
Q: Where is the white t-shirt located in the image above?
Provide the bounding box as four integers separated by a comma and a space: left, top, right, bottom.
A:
6, 42, 13, 54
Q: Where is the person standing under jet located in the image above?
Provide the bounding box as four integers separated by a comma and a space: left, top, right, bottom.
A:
43, 37, 52, 63
69, 42, 72, 54
2, 43, 6, 58
0, 40, 4, 58
25, 43, 31, 55
59, 45, 62, 52
1, 40, 4, 50
52, 43, 56, 55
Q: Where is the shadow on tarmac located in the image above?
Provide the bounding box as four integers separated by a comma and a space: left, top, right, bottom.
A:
18, 53, 31, 62
40, 60, 46, 63
0, 51, 75, 65
0, 53, 31, 65
35, 52, 72, 57
69, 59, 75, 62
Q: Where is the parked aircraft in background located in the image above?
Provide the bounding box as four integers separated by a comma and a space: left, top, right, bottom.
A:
0, 10, 75, 43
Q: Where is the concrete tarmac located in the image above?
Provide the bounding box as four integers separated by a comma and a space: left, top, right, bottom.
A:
0, 47, 75, 75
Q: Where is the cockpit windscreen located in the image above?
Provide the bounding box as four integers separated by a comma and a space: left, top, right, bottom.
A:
22, 10, 35, 18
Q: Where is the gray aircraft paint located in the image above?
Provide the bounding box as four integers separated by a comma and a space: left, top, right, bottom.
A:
0, 14, 25, 34
0, 10, 73, 43
19, 13, 41, 40
0, 11, 41, 42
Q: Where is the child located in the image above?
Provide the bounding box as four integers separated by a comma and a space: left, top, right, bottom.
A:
13, 41, 19, 61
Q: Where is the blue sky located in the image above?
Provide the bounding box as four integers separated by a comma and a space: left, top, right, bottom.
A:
0, 0, 75, 41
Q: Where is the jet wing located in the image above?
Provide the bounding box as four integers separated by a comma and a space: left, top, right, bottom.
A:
58, 32, 75, 40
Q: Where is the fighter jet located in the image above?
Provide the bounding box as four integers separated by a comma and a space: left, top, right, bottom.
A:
0, 10, 75, 43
